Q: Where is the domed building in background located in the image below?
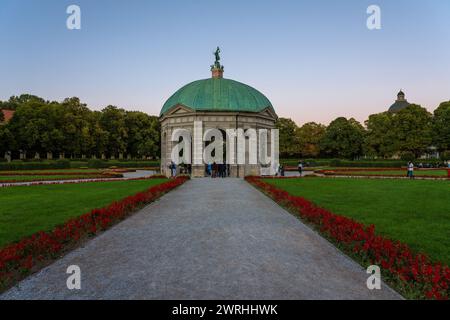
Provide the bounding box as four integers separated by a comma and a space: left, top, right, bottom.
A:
160, 48, 278, 177
388, 90, 411, 113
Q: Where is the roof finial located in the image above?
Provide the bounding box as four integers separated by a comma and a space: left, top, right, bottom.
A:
211, 47, 224, 78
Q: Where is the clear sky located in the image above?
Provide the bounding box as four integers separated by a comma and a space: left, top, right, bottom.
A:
1, 0, 449, 125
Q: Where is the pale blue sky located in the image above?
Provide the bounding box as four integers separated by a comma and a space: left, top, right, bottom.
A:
0, 0, 449, 124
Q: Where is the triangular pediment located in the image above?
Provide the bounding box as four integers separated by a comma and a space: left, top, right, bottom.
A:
165, 104, 194, 116
259, 107, 278, 120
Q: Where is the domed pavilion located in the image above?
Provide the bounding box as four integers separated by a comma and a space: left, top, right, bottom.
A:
160, 48, 278, 177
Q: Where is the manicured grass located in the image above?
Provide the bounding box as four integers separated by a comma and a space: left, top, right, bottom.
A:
0, 179, 167, 247
264, 178, 450, 264
328, 170, 448, 177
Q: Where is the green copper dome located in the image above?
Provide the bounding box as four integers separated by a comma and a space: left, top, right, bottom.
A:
160, 78, 274, 116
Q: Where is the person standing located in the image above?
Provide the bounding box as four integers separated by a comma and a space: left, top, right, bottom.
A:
207, 163, 212, 177
298, 161, 303, 176
407, 161, 414, 179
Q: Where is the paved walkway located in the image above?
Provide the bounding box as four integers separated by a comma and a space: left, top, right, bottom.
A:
1, 179, 401, 300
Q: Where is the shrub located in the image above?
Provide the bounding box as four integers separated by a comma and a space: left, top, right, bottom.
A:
440, 151, 450, 161
87, 159, 109, 169
400, 151, 416, 162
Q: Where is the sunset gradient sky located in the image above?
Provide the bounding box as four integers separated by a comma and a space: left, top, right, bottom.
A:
1, 0, 449, 125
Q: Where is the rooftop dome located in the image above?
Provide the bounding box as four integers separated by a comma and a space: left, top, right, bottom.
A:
160, 47, 274, 116
160, 78, 274, 116
388, 89, 410, 113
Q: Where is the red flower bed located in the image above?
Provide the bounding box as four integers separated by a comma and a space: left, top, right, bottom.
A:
0, 171, 107, 176
0, 175, 167, 189
0, 176, 188, 292
245, 176, 450, 300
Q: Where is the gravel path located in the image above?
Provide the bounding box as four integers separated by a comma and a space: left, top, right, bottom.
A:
1, 178, 401, 300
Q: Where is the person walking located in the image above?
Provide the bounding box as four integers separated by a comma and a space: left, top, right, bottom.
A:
212, 162, 218, 178
407, 161, 414, 179
298, 161, 303, 176
170, 161, 177, 178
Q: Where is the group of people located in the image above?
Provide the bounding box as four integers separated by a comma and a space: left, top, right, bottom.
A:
168, 161, 177, 177
206, 162, 229, 178
276, 160, 305, 177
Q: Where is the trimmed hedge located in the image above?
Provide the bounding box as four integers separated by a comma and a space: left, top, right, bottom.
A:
87, 160, 159, 169
0, 159, 160, 171
0, 160, 70, 171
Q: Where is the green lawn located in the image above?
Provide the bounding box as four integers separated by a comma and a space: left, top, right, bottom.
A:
264, 178, 450, 264
327, 169, 448, 177
0, 179, 167, 247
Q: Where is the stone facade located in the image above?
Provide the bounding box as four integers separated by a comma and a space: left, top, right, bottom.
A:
160, 106, 277, 178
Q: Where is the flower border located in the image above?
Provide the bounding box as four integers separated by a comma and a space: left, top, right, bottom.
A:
245, 176, 449, 300
0, 176, 188, 293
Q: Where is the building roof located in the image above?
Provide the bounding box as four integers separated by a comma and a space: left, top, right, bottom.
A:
388, 90, 411, 113
160, 78, 274, 116
388, 100, 410, 113
0, 109, 15, 123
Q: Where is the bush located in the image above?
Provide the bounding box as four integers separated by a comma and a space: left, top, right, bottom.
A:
440, 151, 450, 161
400, 151, 416, 162
87, 159, 109, 168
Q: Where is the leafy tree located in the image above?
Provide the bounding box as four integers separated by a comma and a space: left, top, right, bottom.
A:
0, 94, 163, 160
276, 118, 299, 157
125, 111, 160, 158
320, 117, 365, 159
364, 112, 397, 158
391, 104, 432, 158
3, 94, 45, 110
295, 122, 326, 158
432, 101, 450, 152
100, 106, 128, 158
0, 126, 15, 155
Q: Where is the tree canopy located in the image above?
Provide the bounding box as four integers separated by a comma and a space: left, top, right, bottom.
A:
0, 94, 160, 159
432, 101, 450, 152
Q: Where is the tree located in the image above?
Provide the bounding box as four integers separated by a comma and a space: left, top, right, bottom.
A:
1, 94, 163, 160
3, 94, 45, 110
100, 106, 128, 157
391, 104, 432, 158
276, 118, 299, 157
432, 101, 450, 152
125, 111, 160, 158
295, 122, 326, 158
364, 112, 397, 158
320, 117, 365, 159
0, 125, 15, 155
